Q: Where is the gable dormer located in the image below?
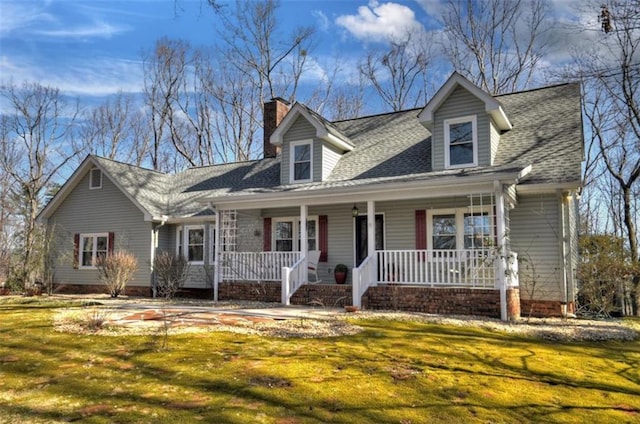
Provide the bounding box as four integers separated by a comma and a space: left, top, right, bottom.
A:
419, 73, 512, 171
270, 103, 353, 185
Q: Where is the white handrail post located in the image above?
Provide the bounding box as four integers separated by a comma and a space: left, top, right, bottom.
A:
495, 181, 508, 321
353, 267, 361, 307
282, 267, 290, 305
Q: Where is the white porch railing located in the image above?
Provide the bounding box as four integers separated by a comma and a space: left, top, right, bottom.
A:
376, 249, 498, 288
220, 251, 300, 282
352, 253, 377, 308
282, 255, 306, 305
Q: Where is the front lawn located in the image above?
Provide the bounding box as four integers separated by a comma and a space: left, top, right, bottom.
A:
1, 297, 639, 423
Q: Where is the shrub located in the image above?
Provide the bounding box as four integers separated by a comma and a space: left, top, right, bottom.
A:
95, 251, 138, 298
154, 252, 190, 300
577, 234, 639, 317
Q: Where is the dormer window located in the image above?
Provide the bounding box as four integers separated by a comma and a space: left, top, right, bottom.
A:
89, 168, 102, 189
290, 140, 312, 183
445, 115, 477, 168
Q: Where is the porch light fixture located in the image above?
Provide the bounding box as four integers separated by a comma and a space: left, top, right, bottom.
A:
352, 204, 359, 217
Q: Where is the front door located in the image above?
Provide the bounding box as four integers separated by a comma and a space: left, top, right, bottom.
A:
355, 214, 384, 266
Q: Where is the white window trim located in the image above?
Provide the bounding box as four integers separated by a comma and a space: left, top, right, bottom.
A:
289, 139, 313, 183
176, 225, 206, 265
272, 216, 318, 252
444, 115, 478, 169
208, 225, 216, 265
427, 207, 493, 250
79, 232, 109, 269
89, 168, 102, 190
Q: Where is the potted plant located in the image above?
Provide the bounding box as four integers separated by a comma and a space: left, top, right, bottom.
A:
334, 264, 348, 284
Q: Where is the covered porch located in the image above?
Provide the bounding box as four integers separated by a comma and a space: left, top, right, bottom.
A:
207, 177, 523, 321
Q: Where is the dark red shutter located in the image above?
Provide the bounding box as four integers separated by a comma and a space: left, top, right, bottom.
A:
263, 218, 272, 251
415, 210, 427, 249
319, 215, 328, 262
73, 233, 80, 269
108, 232, 115, 255
415, 210, 427, 262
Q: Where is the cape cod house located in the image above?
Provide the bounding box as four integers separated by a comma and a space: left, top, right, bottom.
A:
38, 73, 584, 319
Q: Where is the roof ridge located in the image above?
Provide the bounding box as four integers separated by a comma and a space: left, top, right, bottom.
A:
91, 154, 166, 175
331, 107, 421, 125
495, 82, 574, 98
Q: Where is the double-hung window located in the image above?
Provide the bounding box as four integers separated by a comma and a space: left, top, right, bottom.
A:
273, 217, 318, 251
176, 225, 205, 264
444, 116, 477, 168
428, 208, 493, 250
290, 140, 312, 183
79, 233, 109, 268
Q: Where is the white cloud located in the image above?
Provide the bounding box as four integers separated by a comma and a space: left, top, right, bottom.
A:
335, 1, 424, 43
33, 21, 129, 39
0, 3, 55, 37
0, 1, 130, 41
0, 55, 144, 97
312, 10, 330, 32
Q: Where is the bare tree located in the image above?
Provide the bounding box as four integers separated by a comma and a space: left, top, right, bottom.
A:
441, 0, 549, 95
215, 0, 315, 104
568, 0, 640, 314
0, 81, 81, 287
80, 92, 150, 164
359, 30, 433, 111
142, 38, 187, 171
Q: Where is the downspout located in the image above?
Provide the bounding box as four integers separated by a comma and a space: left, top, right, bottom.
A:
494, 181, 508, 321
207, 202, 220, 301
151, 215, 168, 298
558, 190, 569, 316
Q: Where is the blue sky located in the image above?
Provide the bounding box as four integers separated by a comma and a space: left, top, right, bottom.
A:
0, 0, 601, 107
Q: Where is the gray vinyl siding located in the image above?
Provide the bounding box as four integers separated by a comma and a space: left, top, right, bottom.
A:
164, 223, 217, 289
281, 116, 316, 184
432, 86, 491, 171
321, 142, 342, 180
509, 193, 564, 301
48, 169, 153, 288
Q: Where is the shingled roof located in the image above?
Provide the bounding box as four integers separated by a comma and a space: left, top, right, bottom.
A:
41, 81, 582, 221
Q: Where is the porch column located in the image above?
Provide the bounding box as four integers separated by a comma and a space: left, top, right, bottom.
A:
213, 209, 220, 302
367, 200, 375, 257
300, 205, 308, 279
494, 181, 507, 321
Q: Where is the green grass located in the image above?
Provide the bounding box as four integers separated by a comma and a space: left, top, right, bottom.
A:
0, 298, 639, 423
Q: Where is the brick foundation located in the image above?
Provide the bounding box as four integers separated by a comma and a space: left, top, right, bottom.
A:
520, 299, 576, 318
362, 286, 504, 318
290, 284, 352, 307
507, 288, 521, 320
53, 284, 152, 297
218, 281, 281, 303
49, 282, 564, 319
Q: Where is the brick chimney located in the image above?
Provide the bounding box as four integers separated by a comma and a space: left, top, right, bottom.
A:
263, 97, 290, 158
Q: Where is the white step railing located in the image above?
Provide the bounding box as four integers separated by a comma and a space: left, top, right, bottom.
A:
220, 251, 300, 282
376, 249, 498, 288
282, 255, 306, 305
352, 254, 377, 308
